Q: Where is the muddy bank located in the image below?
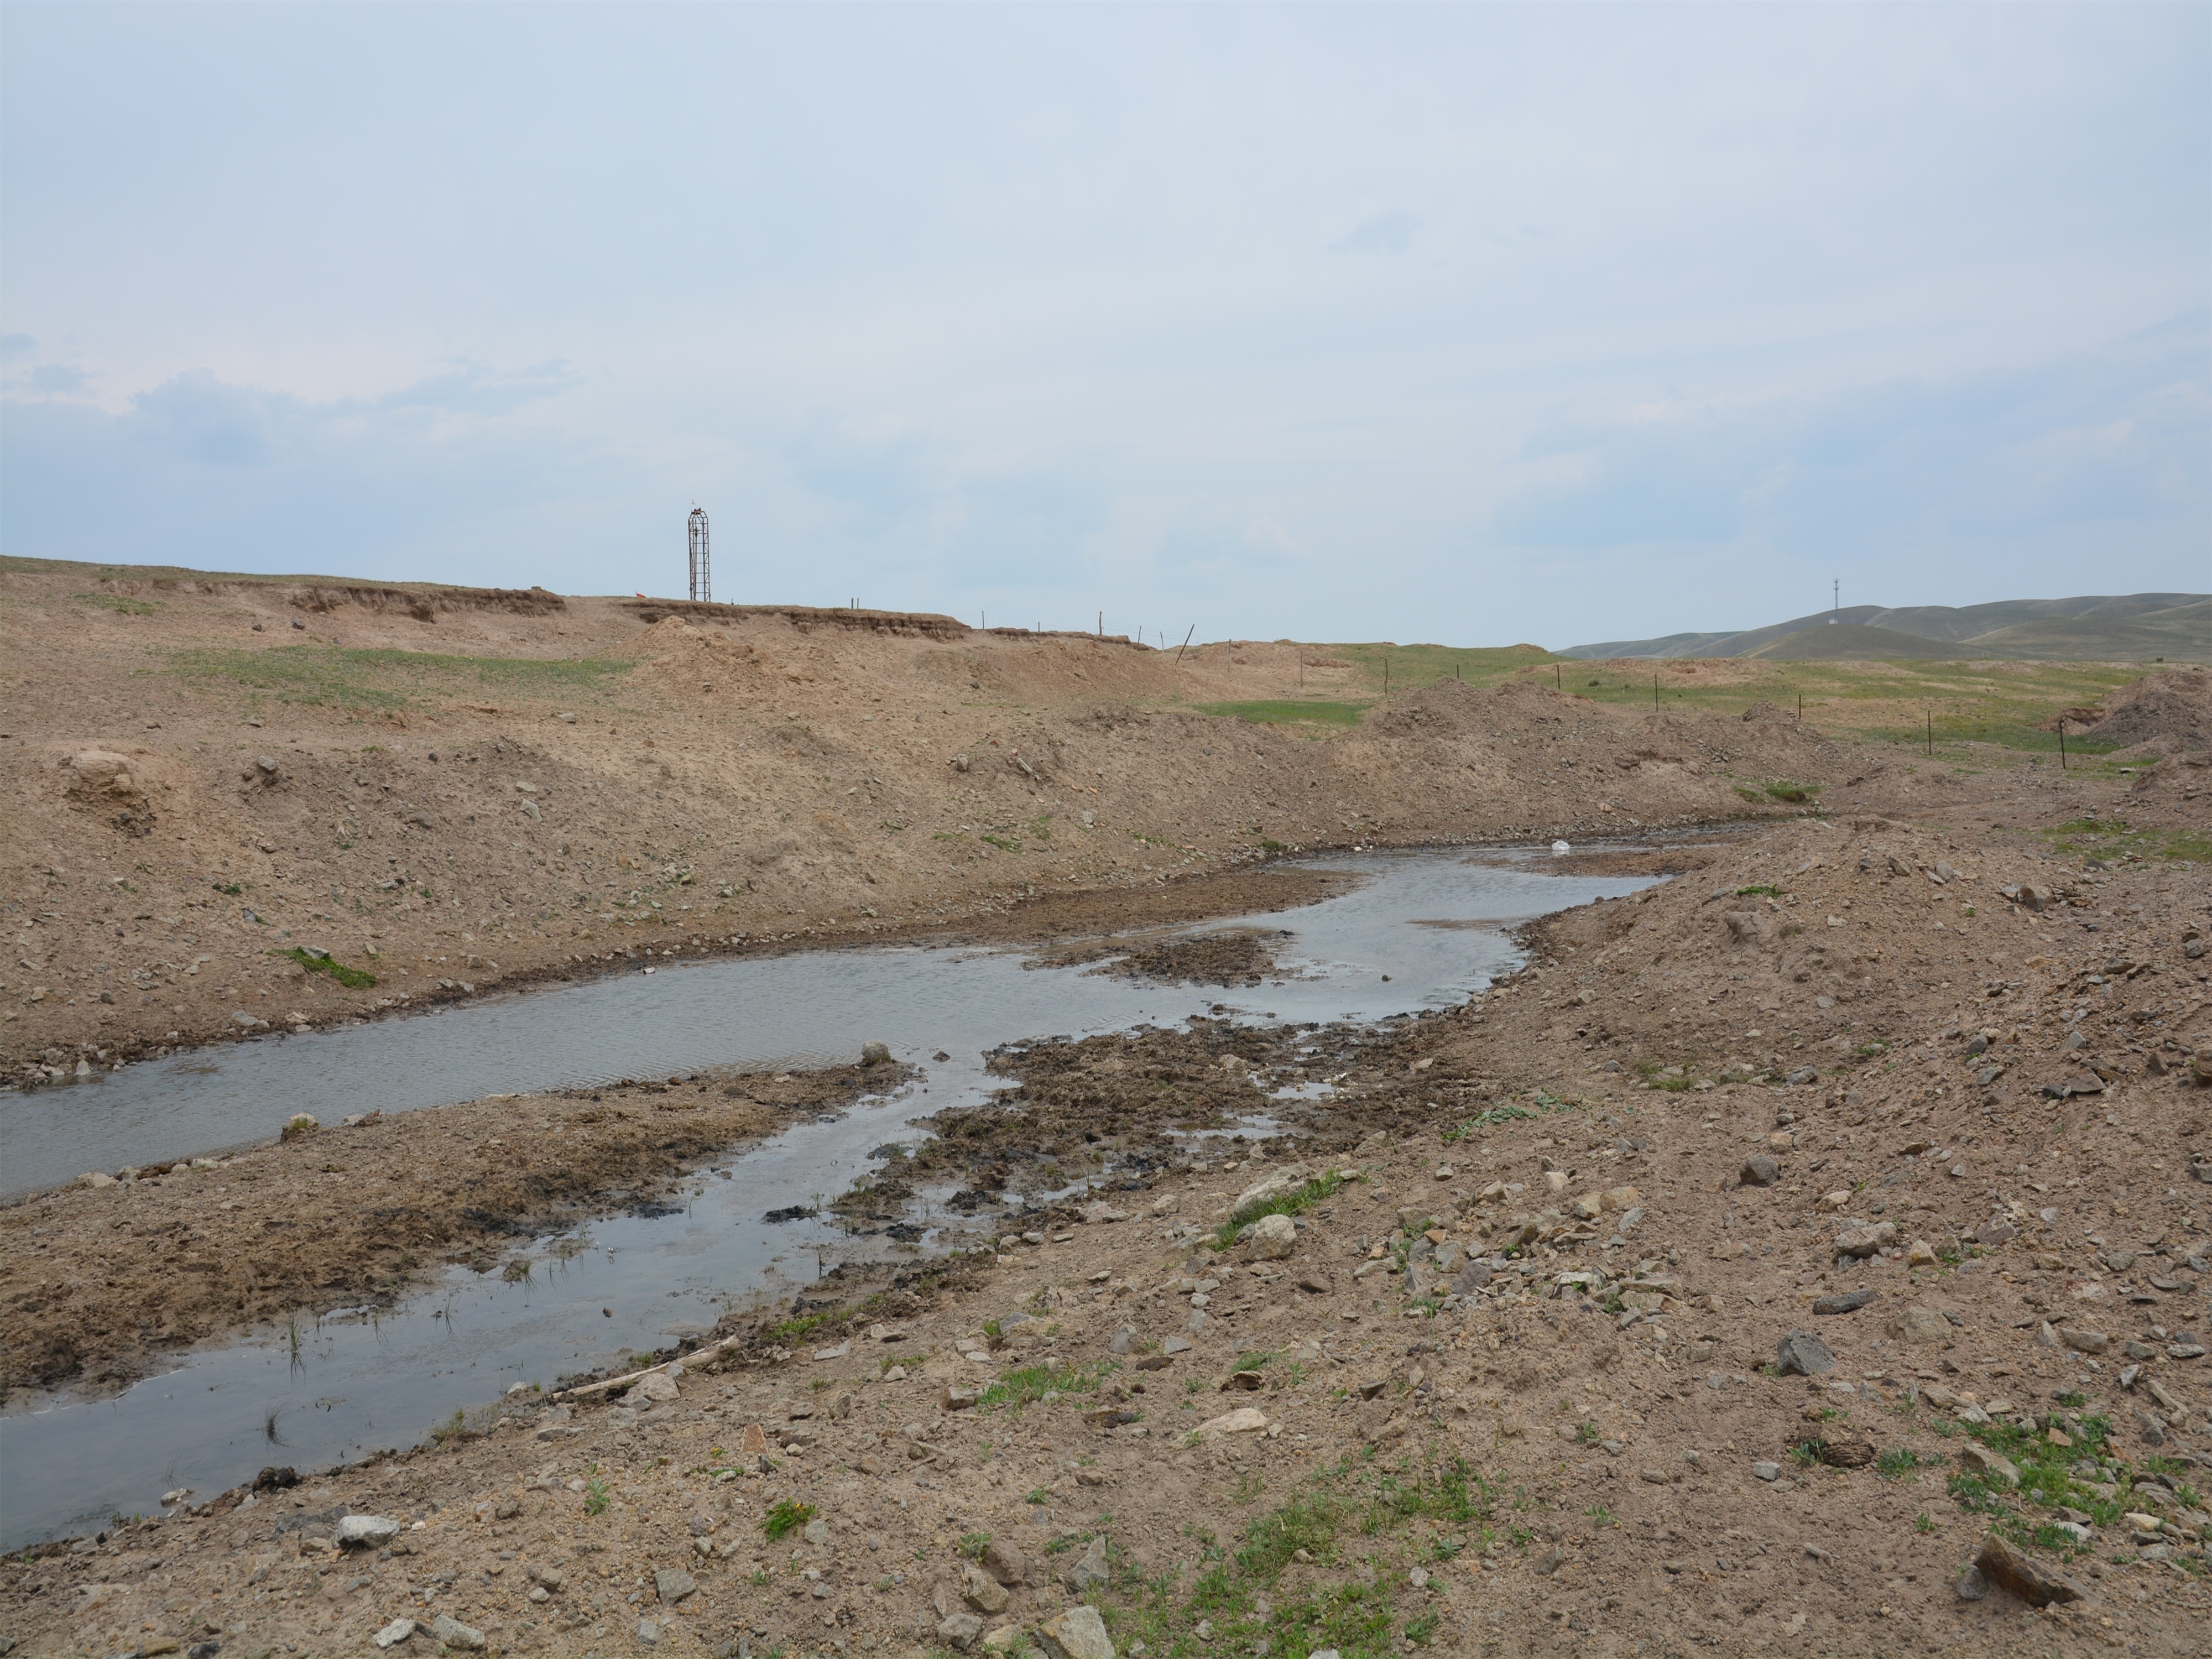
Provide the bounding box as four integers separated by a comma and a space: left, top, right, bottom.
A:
1464, 841, 1732, 878
0, 1066, 897, 1397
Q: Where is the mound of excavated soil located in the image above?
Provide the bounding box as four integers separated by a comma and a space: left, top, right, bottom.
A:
2088, 666, 2212, 753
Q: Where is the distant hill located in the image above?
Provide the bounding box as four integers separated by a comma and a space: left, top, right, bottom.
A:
1560, 593, 2211, 662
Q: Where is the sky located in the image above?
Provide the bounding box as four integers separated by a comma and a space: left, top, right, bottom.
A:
3, 3, 2206, 650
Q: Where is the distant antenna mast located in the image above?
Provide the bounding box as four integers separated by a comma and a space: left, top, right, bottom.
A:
688, 506, 711, 603
1830, 578, 1839, 625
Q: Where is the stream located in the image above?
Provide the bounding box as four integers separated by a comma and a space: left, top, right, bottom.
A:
0, 846, 1661, 1550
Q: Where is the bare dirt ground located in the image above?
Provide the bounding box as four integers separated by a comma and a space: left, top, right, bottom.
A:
6, 557, 2212, 1659
9, 556, 1896, 1081
6, 816, 2209, 1659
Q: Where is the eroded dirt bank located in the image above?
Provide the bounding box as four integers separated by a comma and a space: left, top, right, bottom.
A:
18, 551, 2159, 1080
7, 814, 2209, 1658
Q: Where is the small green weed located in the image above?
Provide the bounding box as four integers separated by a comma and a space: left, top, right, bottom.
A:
763, 1499, 816, 1541
1876, 1447, 1939, 1480
276, 946, 376, 989
583, 1466, 611, 1516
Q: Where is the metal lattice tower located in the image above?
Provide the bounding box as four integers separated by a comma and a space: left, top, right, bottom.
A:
688, 507, 711, 603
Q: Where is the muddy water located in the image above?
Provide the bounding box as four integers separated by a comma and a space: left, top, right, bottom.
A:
0, 848, 1655, 1549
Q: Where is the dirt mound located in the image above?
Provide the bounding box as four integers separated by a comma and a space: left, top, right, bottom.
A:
1096, 928, 1286, 987
2087, 666, 2212, 752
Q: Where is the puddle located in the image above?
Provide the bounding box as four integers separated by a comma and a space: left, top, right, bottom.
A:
0, 846, 1658, 1549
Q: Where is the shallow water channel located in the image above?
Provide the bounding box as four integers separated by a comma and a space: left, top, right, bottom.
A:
0, 847, 1657, 1550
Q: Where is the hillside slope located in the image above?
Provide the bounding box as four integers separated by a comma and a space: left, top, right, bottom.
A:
1563, 594, 2211, 662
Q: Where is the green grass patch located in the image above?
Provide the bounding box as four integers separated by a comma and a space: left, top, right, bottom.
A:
1943, 1411, 2122, 1555
2045, 816, 2212, 867
978, 1359, 1118, 1412
1196, 698, 1371, 731
275, 947, 376, 989
763, 1499, 816, 1541
1760, 779, 1821, 804
166, 644, 637, 713
73, 592, 158, 615
1211, 1171, 1347, 1249
1876, 1447, 1940, 1480
1093, 1452, 1491, 1659
1444, 1091, 1585, 1140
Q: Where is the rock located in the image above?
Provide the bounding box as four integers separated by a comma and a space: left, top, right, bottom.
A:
1037, 1604, 1117, 1659
936, 1613, 985, 1651
1246, 1213, 1298, 1260
1752, 1461, 1780, 1481
1835, 1222, 1898, 1259
980, 1628, 1025, 1655
1954, 1567, 1989, 1601
655, 1566, 697, 1603
1775, 1331, 1835, 1376
1959, 1444, 2021, 1488
335, 1514, 401, 1548
802, 1520, 832, 1547
373, 1618, 418, 1648
963, 1563, 1010, 1614
1786, 1067, 1818, 1086
945, 1385, 980, 1411
1228, 1163, 1312, 1223
1601, 1185, 1639, 1212
1813, 1290, 1876, 1316
1533, 1547, 1567, 1576
1081, 1201, 1131, 1224
281, 1112, 317, 1136
1906, 1238, 1938, 1266
1973, 1533, 2086, 1606
429, 1614, 486, 1650
981, 1537, 1029, 1586
2062, 1328, 2111, 1355
861, 1040, 892, 1066
632, 1369, 681, 1403
1161, 1335, 1192, 1355
1196, 1406, 1270, 1438
1740, 1155, 1780, 1187
1887, 1306, 1952, 1344
1068, 1535, 1110, 1590
64, 748, 139, 797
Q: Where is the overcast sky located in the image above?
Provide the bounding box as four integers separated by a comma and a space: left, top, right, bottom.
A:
3, 3, 2205, 648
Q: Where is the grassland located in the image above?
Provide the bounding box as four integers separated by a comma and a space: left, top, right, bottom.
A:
160, 644, 638, 713
1196, 700, 1370, 731
1303, 648, 2164, 769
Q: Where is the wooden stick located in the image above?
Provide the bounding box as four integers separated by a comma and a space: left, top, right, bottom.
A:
554, 1332, 747, 1401
1174, 624, 1195, 665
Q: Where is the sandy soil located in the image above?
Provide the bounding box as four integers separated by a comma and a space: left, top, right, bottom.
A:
6, 816, 2209, 1659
